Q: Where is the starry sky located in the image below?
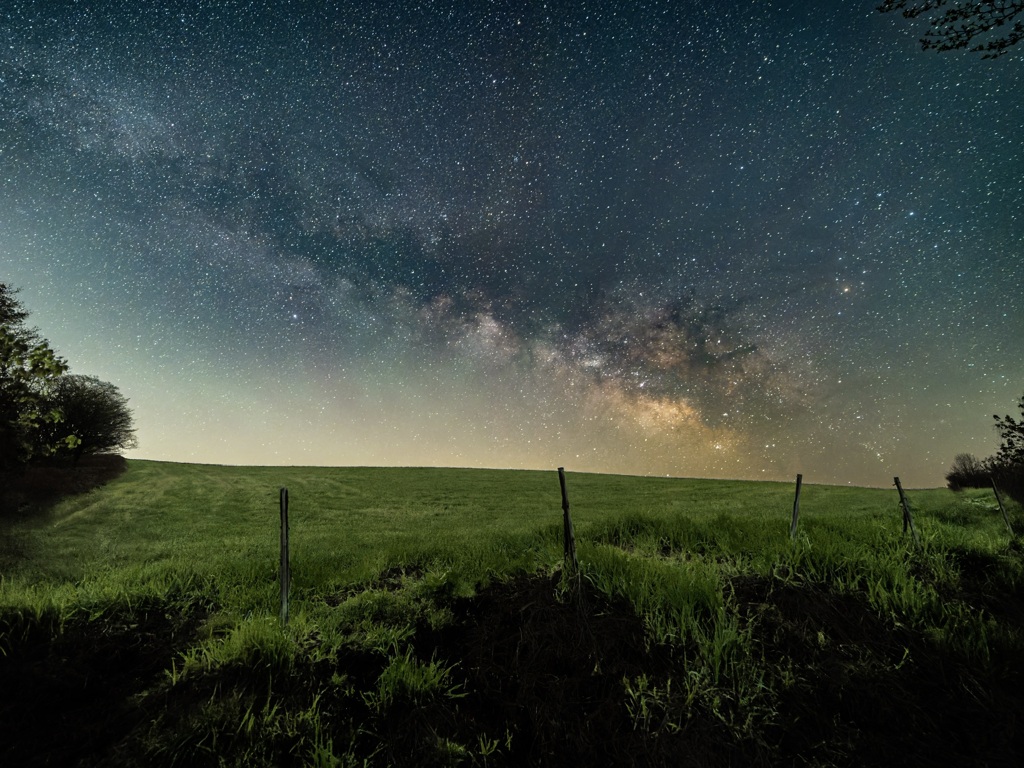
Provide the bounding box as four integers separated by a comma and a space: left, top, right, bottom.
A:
2, 1, 1022, 486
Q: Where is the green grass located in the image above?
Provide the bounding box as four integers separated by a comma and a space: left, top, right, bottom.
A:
2, 460, 1022, 766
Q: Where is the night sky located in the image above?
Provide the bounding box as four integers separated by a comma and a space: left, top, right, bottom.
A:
2, 1, 1021, 486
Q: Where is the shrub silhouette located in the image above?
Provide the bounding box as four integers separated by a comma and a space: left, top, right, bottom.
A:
945, 453, 989, 491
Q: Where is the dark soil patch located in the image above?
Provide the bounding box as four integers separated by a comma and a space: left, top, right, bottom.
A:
417, 572, 734, 767
732, 576, 1024, 767
944, 547, 1024, 626
0, 601, 205, 768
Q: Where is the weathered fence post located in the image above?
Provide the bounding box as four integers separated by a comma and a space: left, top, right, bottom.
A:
790, 473, 803, 540
557, 467, 578, 572
991, 478, 1014, 536
893, 477, 921, 549
280, 487, 291, 625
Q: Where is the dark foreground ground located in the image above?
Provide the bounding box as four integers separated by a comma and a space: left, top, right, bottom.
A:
2, 566, 1022, 767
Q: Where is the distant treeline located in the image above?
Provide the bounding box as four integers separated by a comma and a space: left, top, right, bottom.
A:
946, 394, 1024, 505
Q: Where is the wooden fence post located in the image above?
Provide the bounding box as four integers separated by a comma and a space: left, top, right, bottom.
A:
557, 467, 578, 572
894, 477, 921, 549
991, 478, 1014, 536
790, 474, 803, 540
280, 487, 291, 625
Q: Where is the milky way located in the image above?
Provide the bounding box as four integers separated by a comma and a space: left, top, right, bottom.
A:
2, 1, 1022, 485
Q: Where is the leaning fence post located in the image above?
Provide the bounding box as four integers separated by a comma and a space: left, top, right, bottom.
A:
894, 477, 921, 549
279, 487, 291, 625
790, 473, 803, 540
991, 478, 1014, 536
557, 467, 578, 572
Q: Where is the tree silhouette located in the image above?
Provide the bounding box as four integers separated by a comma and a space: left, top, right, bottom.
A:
41, 375, 138, 463
878, 1, 1024, 57
992, 393, 1024, 465
945, 452, 988, 490
988, 392, 1024, 504
0, 282, 70, 469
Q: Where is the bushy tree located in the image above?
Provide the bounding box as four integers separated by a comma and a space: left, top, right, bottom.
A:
0, 283, 70, 469
40, 374, 137, 463
992, 393, 1024, 464
945, 452, 989, 490
989, 393, 1024, 504
878, 1, 1024, 57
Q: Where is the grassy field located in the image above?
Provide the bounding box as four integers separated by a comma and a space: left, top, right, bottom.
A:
1, 459, 1023, 766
